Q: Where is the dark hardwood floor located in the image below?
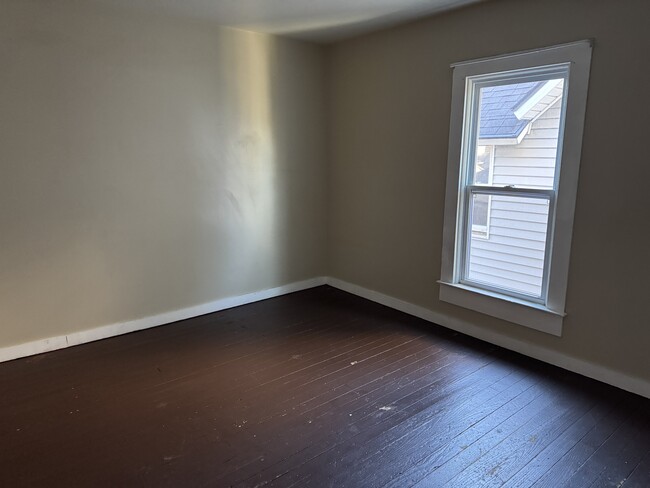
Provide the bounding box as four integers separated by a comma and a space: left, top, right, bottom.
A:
1, 286, 648, 487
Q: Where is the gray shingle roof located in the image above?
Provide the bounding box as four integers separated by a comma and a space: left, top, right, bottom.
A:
479, 81, 544, 140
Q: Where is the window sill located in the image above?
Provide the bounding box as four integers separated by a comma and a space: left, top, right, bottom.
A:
437, 281, 565, 336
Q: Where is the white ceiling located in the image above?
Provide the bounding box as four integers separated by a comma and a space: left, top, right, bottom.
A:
87, 0, 484, 42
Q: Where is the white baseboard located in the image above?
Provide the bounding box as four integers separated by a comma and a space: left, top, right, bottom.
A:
0, 276, 327, 364
3, 274, 648, 399
325, 277, 650, 399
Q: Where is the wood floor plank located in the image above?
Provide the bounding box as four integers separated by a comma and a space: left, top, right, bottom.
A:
210, 340, 500, 486
500, 389, 625, 488
1, 286, 648, 488
235, 359, 522, 487
443, 398, 597, 488
380, 371, 549, 488
563, 407, 650, 488
622, 449, 650, 488
311, 367, 537, 488
409, 376, 583, 487
530, 400, 643, 488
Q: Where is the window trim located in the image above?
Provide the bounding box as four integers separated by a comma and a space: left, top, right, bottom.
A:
439, 40, 593, 337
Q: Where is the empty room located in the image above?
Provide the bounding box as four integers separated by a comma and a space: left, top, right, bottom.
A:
1, 0, 649, 486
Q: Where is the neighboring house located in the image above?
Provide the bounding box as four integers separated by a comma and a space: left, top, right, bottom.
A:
468, 79, 565, 296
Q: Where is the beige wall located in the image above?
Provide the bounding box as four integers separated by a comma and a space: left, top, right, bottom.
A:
327, 0, 650, 382
0, 1, 327, 346
1, 0, 648, 388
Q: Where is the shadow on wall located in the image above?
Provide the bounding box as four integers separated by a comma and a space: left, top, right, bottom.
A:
0, 2, 325, 346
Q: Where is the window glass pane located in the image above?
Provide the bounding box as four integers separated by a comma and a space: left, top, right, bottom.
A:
466, 193, 550, 298
473, 146, 493, 185
471, 194, 490, 237
473, 79, 565, 189
473, 194, 489, 227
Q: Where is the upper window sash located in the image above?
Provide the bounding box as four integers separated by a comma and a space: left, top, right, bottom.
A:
460, 67, 569, 193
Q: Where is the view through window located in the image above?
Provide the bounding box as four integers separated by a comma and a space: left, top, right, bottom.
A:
465, 78, 565, 299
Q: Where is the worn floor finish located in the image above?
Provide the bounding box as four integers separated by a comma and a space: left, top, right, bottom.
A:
1, 287, 649, 487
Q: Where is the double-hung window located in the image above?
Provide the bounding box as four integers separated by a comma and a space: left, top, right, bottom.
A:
439, 41, 592, 336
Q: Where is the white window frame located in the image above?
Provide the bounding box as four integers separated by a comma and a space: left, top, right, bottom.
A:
438, 40, 592, 337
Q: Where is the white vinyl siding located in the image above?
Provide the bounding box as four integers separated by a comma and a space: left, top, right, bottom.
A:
467, 99, 561, 294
